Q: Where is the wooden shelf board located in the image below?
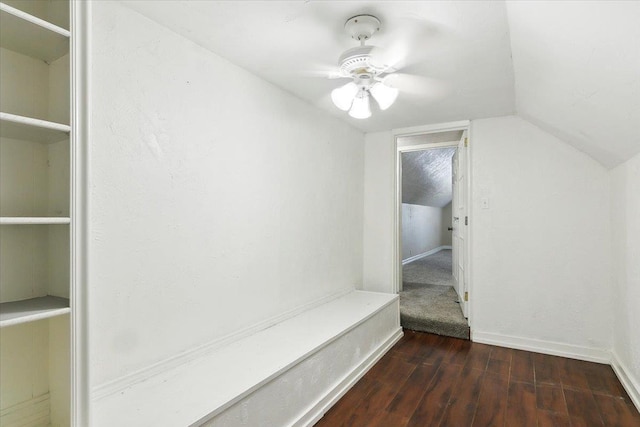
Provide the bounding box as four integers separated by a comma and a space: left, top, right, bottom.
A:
0, 112, 70, 143
0, 217, 70, 225
0, 2, 69, 62
0, 296, 70, 328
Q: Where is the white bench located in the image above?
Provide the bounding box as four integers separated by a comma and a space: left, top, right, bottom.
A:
93, 290, 401, 427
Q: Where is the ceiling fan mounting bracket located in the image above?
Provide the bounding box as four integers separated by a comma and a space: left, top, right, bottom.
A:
344, 15, 381, 41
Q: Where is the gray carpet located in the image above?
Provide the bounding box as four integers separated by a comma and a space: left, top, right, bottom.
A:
403, 249, 455, 287
400, 250, 470, 340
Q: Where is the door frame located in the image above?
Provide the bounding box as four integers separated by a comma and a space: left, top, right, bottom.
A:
392, 120, 472, 324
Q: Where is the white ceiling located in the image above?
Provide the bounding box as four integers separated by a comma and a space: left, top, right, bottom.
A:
122, 1, 640, 168
121, 0, 516, 133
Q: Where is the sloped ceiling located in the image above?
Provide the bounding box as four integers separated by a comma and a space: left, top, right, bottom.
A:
507, 1, 640, 168
121, 1, 515, 133
121, 1, 639, 168
402, 148, 455, 208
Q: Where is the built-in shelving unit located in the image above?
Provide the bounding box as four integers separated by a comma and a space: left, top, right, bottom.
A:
0, 2, 69, 62
0, 0, 73, 425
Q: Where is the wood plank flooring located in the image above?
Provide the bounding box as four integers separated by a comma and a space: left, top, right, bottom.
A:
315, 330, 640, 427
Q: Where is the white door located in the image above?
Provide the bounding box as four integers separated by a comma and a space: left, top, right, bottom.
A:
452, 131, 469, 318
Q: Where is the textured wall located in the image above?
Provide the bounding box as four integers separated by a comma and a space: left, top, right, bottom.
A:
89, 1, 364, 387
610, 152, 640, 399
470, 116, 612, 351
362, 131, 395, 293
401, 203, 448, 260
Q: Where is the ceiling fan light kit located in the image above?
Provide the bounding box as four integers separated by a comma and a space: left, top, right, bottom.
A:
331, 82, 359, 111
330, 14, 400, 119
349, 88, 372, 119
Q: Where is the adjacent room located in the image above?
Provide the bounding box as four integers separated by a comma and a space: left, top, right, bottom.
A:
398, 134, 470, 340
0, 1, 638, 426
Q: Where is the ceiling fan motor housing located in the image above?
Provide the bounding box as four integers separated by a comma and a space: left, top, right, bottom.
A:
339, 15, 388, 85
344, 14, 381, 41
338, 46, 387, 76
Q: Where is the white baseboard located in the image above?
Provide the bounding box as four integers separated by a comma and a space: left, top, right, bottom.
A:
471, 331, 611, 363
610, 352, 640, 412
0, 393, 50, 427
92, 288, 353, 399
294, 328, 403, 427
402, 245, 452, 265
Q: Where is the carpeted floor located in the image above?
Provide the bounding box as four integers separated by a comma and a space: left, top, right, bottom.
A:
402, 249, 455, 287
400, 249, 470, 340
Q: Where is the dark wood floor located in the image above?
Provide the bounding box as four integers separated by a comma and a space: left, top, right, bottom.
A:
315, 330, 640, 427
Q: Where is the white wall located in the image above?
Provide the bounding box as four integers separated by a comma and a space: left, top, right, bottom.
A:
362, 116, 613, 355
401, 203, 447, 260
362, 131, 394, 293
89, 2, 364, 388
610, 152, 640, 398
470, 116, 611, 352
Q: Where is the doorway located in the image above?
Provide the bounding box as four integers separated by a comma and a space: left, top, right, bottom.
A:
394, 125, 471, 339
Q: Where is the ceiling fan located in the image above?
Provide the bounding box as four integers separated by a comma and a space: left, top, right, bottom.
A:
329, 14, 400, 119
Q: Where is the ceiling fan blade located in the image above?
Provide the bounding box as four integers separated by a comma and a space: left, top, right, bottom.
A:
369, 44, 408, 73
384, 73, 449, 98
370, 16, 452, 72
298, 70, 348, 79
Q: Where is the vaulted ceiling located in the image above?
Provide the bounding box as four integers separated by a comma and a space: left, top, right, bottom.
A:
122, 1, 640, 168
402, 147, 455, 208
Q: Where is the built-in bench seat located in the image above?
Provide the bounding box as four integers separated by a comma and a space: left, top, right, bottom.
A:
93, 290, 401, 427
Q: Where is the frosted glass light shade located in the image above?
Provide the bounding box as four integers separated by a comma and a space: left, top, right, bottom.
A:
331, 82, 358, 111
370, 82, 399, 110
349, 91, 371, 119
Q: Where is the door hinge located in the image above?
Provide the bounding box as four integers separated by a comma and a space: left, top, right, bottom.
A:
465, 216, 468, 225
464, 137, 468, 147
464, 292, 469, 301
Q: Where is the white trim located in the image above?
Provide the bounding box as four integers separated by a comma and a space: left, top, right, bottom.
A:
398, 141, 459, 153
294, 328, 403, 427
70, 2, 90, 424
392, 120, 470, 297
392, 120, 471, 138
466, 124, 475, 327
471, 331, 611, 363
402, 245, 452, 265
92, 288, 354, 400
610, 352, 640, 412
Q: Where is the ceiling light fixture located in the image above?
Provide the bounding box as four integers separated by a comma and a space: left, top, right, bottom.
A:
330, 15, 399, 119
349, 87, 372, 119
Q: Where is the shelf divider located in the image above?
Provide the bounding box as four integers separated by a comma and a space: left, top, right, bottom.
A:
0, 112, 70, 143
0, 217, 71, 225
0, 296, 70, 328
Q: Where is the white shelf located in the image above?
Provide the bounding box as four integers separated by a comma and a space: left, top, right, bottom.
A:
0, 2, 69, 62
0, 217, 70, 225
0, 296, 70, 328
0, 112, 70, 143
